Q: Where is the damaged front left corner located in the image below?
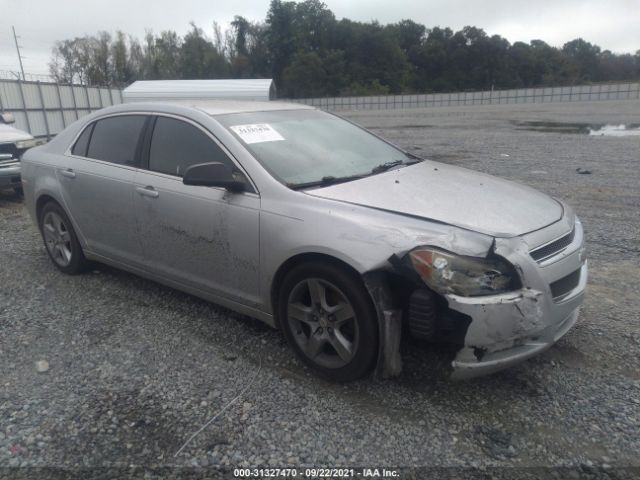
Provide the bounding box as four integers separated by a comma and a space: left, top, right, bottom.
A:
447, 287, 547, 380
363, 271, 403, 379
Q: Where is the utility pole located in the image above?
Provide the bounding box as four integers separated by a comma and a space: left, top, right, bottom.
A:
12, 26, 26, 81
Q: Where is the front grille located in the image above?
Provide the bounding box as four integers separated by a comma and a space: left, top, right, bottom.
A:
550, 269, 581, 300
530, 228, 575, 262
0, 143, 19, 159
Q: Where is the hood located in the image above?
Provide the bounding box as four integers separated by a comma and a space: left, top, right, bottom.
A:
0, 124, 34, 143
306, 160, 563, 237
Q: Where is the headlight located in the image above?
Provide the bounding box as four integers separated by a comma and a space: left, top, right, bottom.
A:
15, 139, 38, 149
408, 247, 520, 297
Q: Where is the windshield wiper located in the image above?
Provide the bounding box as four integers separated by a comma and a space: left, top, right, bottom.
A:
371, 155, 425, 174
371, 160, 404, 174
289, 155, 425, 190
404, 151, 424, 163
288, 174, 366, 190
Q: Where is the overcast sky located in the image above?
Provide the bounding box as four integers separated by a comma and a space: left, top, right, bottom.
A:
1, 0, 638, 76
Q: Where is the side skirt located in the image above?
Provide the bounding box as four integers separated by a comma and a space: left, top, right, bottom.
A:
84, 250, 276, 328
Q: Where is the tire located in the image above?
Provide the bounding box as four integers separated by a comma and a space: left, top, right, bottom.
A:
39, 201, 89, 274
278, 261, 378, 382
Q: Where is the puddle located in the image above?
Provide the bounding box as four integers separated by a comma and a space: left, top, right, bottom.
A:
588, 124, 640, 137
515, 121, 640, 136
371, 124, 434, 130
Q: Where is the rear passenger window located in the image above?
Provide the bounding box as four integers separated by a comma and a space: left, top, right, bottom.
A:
87, 115, 147, 165
71, 123, 93, 157
149, 117, 234, 177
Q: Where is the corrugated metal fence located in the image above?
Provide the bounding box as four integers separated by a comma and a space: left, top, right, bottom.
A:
0, 79, 122, 139
2, 80, 638, 139
288, 82, 640, 111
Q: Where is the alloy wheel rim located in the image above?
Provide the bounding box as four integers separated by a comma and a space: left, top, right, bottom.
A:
287, 278, 359, 369
43, 211, 73, 267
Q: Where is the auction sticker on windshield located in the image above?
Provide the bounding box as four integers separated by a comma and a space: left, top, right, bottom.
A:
230, 124, 285, 144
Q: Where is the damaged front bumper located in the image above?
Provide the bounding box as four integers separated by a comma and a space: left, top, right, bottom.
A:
448, 220, 588, 380
448, 263, 586, 379
369, 213, 587, 380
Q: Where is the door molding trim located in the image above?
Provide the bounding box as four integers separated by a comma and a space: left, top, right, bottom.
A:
84, 250, 276, 328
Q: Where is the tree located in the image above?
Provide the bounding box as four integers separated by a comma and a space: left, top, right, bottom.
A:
411, 27, 455, 91
47, 5, 639, 93
334, 20, 410, 94
143, 30, 182, 79
387, 19, 426, 56
291, 0, 335, 53
90, 32, 112, 85
282, 51, 326, 97
128, 36, 145, 80
230, 16, 270, 78
49, 37, 94, 84
180, 23, 229, 79
563, 38, 601, 81
111, 31, 132, 85
231, 16, 251, 57
266, 0, 298, 86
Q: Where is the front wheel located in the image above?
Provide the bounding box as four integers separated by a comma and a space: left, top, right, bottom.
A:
278, 262, 379, 382
39, 202, 89, 274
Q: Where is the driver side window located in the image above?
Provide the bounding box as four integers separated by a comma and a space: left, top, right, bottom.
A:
148, 116, 235, 178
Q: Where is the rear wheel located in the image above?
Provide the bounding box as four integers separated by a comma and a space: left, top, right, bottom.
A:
39, 202, 88, 274
278, 262, 378, 382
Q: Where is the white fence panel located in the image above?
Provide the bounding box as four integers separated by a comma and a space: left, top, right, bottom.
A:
10, 110, 29, 132
63, 110, 78, 126
0, 79, 123, 139
0, 81, 23, 109
46, 111, 65, 134
88, 88, 102, 108
27, 111, 47, 136
72, 86, 89, 108
289, 82, 639, 111
22, 84, 41, 109
3, 79, 639, 138
40, 84, 61, 109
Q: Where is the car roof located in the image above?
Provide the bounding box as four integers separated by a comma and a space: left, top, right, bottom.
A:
115, 100, 314, 116
43, 99, 318, 155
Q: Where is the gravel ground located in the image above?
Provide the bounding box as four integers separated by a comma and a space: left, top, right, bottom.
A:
1, 99, 639, 478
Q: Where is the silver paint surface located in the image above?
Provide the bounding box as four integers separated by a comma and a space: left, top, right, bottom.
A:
21, 100, 587, 378
308, 160, 563, 237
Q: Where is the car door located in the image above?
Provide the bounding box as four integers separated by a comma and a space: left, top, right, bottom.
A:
58, 114, 148, 265
133, 115, 261, 306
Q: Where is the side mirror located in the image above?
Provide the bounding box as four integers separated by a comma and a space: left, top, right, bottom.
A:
1, 113, 16, 124
182, 162, 246, 193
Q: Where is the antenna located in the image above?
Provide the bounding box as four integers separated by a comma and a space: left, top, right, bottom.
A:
12, 26, 26, 81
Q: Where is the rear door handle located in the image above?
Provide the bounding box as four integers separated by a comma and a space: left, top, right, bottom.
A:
136, 186, 159, 198
59, 168, 76, 179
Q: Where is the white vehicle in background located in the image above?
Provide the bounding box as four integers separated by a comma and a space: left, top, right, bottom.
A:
0, 113, 42, 195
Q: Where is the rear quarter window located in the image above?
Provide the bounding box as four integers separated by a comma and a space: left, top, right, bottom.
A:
86, 115, 147, 165
71, 123, 94, 157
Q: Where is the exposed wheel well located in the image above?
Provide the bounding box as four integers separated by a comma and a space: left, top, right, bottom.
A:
270, 253, 364, 328
35, 194, 59, 223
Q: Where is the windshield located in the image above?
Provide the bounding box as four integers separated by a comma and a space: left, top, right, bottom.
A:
216, 109, 413, 188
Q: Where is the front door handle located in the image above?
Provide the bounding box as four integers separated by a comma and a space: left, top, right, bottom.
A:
59, 168, 76, 179
136, 186, 159, 198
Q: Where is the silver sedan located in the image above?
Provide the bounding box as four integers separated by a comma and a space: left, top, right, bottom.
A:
21, 101, 587, 381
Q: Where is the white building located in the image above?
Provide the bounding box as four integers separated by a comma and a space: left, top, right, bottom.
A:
122, 79, 276, 103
